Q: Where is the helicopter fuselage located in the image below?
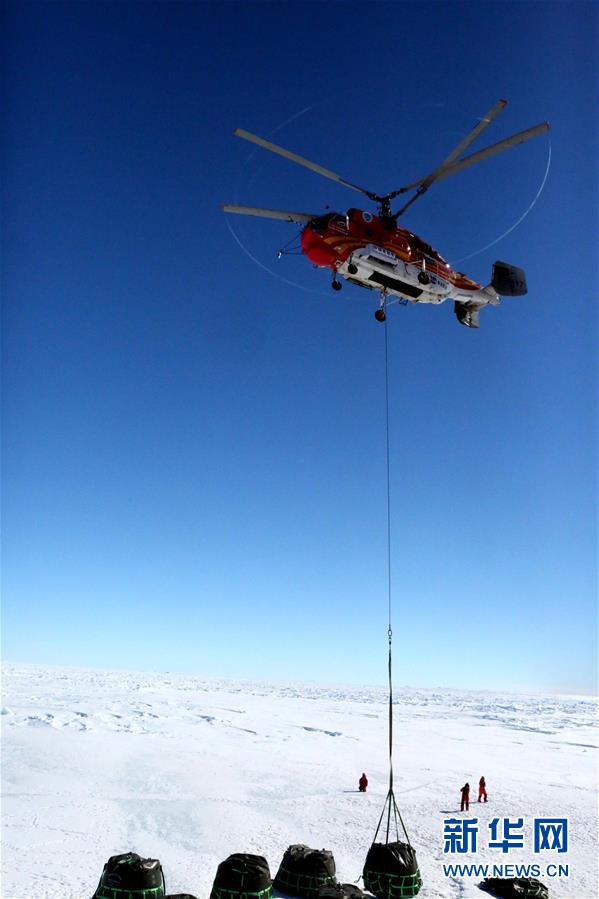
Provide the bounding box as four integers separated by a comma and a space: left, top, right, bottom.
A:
300, 208, 491, 307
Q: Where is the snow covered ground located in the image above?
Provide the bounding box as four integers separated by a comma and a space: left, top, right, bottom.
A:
1, 663, 597, 899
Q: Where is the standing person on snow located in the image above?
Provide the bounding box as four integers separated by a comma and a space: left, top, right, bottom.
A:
478, 776, 488, 802
460, 782, 470, 811
359, 772, 368, 792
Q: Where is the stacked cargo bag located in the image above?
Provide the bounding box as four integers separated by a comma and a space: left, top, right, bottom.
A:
274, 845, 336, 898
318, 884, 365, 899
362, 842, 422, 899
210, 854, 273, 899
479, 878, 549, 898
92, 852, 166, 899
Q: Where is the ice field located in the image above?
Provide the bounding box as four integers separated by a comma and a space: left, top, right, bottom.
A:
1, 663, 597, 898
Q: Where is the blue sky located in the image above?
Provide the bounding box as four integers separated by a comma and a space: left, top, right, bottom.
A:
2, 1, 597, 693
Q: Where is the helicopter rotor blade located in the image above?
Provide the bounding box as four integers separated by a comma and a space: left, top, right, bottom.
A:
392, 120, 550, 220
222, 204, 318, 224
389, 98, 509, 201
413, 121, 551, 185
234, 128, 376, 199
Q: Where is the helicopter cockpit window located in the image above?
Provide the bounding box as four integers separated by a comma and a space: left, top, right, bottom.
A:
429, 245, 448, 264
310, 214, 332, 232
411, 235, 447, 264
329, 213, 348, 231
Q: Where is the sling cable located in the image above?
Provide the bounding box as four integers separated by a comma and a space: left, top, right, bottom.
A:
362, 315, 423, 899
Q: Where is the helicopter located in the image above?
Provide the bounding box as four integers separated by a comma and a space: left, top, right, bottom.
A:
223, 100, 549, 328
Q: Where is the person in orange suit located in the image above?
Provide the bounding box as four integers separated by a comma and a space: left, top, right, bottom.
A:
460, 782, 470, 811
359, 772, 368, 792
478, 776, 488, 803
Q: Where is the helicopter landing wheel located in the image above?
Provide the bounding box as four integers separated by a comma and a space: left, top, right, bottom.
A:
375, 290, 388, 322
418, 271, 431, 285
347, 263, 358, 275
331, 278, 342, 291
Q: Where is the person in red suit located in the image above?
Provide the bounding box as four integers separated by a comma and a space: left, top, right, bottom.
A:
478, 776, 488, 802
460, 782, 470, 811
359, 773, 368, 792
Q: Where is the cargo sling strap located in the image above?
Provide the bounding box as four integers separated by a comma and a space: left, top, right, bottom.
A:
365, 325, 421, 899
374, 317, 411, 847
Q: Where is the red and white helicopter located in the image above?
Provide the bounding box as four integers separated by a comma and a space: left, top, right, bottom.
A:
224, 100, 549, 327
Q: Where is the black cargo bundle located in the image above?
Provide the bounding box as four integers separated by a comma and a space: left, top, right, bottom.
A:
480, 878, 549, 898
210, 853, 272, 899
274, 844, 336, 898
93, 852, 166, 899
318, 883, 364, 899
362, 842, 422, 899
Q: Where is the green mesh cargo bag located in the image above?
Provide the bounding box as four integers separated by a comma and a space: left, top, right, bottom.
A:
93, 852, 165, 899
362, 842, 422, 899
274, 845, 336, 898
480, 878, 549, 898
210, 853, 272, 899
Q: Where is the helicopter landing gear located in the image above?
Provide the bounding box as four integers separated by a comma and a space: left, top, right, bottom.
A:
331, 276, 342, 291
374, 291, 387, 322
347, 261, 358, 275
418, 260, 430, 285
